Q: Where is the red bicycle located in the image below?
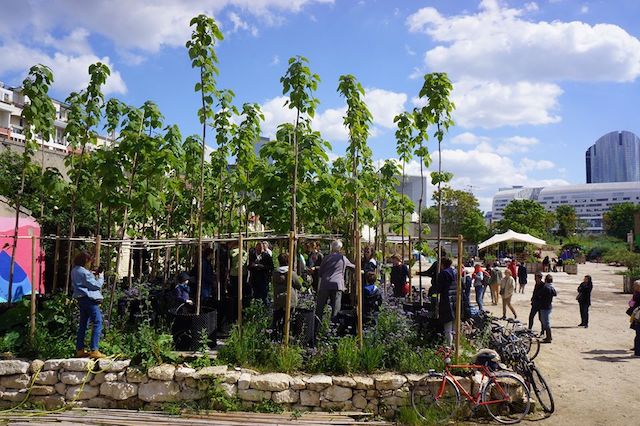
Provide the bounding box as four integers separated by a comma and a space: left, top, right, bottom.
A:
411, 347, 531, 424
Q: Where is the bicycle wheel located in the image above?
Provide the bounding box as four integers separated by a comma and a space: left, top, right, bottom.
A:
411, 373, 461, 424
482, 372, 531, 424
530, 365, 554, 413
526, 335, 541, 360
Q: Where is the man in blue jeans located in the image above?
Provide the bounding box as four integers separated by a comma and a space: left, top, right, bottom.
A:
71, 251, 106, 359
539, 274, 557, 343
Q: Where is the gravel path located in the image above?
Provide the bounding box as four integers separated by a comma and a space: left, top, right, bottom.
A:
481, 262, 638, 426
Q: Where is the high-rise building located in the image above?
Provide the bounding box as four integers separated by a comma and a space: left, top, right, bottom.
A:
585, 130, 640, 183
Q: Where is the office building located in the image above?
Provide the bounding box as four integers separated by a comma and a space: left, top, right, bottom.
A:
492, 182, 640, 232
586, 131, 640, 183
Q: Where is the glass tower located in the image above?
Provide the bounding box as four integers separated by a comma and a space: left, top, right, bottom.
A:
585, 131, 640, 183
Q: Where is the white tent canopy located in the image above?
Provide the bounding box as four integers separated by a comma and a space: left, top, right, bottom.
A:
478, 229, 546, 251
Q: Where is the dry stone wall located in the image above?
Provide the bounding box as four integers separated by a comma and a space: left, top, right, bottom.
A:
0, 359, 467, 416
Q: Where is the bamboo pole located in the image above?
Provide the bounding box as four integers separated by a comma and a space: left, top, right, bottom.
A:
237, 234, 244, 328
408, 237, 413, 302
355, 230, 363, 348
29, 235, 37, 343
51, 226, 61, 292
283, 231, 295, 347
455, 235, 463, 361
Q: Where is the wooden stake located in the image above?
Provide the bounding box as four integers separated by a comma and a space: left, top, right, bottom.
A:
455, 235, 463, 361
283, 231, 295, 347
94, 235, 101, 268
29, 235, 37, 342
237, 234, 244, 329
355, 230, 363, 348
51, 226, 61, 292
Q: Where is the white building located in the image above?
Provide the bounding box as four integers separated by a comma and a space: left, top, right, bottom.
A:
395, 175, 429, 213
492, 182, 640, 233
0, 82, 109, 154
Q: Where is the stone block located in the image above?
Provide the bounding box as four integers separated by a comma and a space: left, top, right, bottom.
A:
42, 359, 65, 371
104, 372, 124, 382
322, 385, 352, 402
175, 366, 196, 380
405, 373, 425, 384
321, 400, 352, 410
34, 370, 57, 385
126, 368, 148, 383
184, 377, 197, 388
60, 371, 91, 385
87, 397, 117, 409
0, 360, 30, 376
29, 395, 65, 410
138, 381, 180, 402
305, 374, 332, 391
179, 387, 204, 400
353, 375, 375, 390
237, 388, 271, 402
299, 390, 320, 406
0, 389, 27, 402
290, 376, 306, 390
219, 383, 237, 399
0, 373, 30, 389
353, 393, 367, 409
98, 359, 130, 373
30, 360, 44, 374
251, 373, 291, 391
147, 364, 176, 381
374, 373, 406, 390
66, 384, 99, 400
195, 365, 228, 379
100, 382, 138, 400
272, 389, 298, 404
221, 371, 241, 384
237, 373, 251, 390
54, 382, 66, 395
333, 376, 356, 388
30, 385, 55, 396
60, 358, 94, 372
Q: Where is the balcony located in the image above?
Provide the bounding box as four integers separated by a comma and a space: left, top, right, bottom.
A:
0, 127, 10, 138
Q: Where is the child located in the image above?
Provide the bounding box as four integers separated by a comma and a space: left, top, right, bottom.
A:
175, 272, 193, 306
363, 271, 383, 324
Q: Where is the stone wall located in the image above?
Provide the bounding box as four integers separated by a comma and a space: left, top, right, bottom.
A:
0, 359, 461, 416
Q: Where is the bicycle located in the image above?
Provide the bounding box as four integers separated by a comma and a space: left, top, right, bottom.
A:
411, 347, 531, 424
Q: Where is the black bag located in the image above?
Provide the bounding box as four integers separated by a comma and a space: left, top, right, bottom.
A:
626, 306, 635, 316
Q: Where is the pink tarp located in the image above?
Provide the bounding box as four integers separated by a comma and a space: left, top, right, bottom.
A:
0, 216, 45, 302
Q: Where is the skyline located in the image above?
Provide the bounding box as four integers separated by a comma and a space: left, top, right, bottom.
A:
1, 0, 639, 211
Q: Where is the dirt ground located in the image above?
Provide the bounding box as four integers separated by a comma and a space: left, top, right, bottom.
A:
479, 262, 639, 426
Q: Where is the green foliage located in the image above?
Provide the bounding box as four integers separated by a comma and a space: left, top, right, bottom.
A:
431, 186, 487, 241
272, 345, 303, 373
603, 248, 640, 269
497, 199, 551, 237
555, 205, 577, 237
603, 202, 640, 240
359, 339, 384, 373
252, 399, 285, 414
334, 336, 361, 374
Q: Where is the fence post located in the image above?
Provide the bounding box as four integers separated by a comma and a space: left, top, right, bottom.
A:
284, 231, 296, 347
52, 226, 60, 292
30, 235, 37, 343
355, 230, 363, 348
237, 234, 244, 329
455, 235, 463, 361
94, 235, 101, 267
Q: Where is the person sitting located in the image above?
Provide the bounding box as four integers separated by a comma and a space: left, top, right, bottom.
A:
363, 271, 383, 325
174, 272, 194, 308
272, 252, 303, 341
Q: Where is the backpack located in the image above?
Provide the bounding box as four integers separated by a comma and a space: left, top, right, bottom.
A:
482, 271, 491, 287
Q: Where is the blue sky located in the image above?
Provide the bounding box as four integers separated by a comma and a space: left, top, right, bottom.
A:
1, 0, 639, 210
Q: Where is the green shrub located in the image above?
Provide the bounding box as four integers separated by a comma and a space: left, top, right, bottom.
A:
360, 340, 384, 373
334, 336, 360, 374
271, 345, 303, 373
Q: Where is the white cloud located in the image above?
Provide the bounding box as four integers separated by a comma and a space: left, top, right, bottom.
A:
447, 79, 563, 128
580, 5, 589, 14
270, 55, 280, 66
404, 44, 416, 56
42, 28, 92, 55
496, 135, 540, 154
1, 0, 334, 53
520, 158, 555, 171
451, 132, 490, 145
260, 87, 408, 141
406, 1, 640, 83
228, 11, 258, 36
0, 41, 126, 95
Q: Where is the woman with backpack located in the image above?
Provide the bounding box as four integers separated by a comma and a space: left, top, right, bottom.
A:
577, 275, 593, 328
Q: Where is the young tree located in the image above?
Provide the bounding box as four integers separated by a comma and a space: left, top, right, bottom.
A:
280, 56, 320, 234
603, 202, 640, 240
338, 74, 373, 346
6, 65, 56, 304
186, 14, 223, 314
393, 112, 416, 261
555, 205, 577, 237
417, 73, 454, 266
497, 199, 549, 238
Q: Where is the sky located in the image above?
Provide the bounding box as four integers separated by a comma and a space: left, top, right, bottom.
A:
1, 0, 639, 211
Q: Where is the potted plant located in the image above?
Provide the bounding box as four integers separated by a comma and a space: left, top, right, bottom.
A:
525, 255, 542, 274
563, 259, 578, 275
623, 268, 640, 294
